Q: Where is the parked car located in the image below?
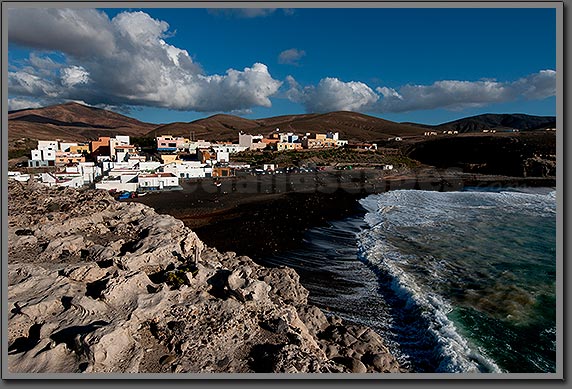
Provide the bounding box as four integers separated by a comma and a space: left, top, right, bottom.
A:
118, 192, 131, 200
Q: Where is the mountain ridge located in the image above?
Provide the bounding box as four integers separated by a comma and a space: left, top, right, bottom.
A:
8, 102, 556, 147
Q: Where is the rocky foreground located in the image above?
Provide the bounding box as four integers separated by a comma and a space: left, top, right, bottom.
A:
7, 181, 403, 374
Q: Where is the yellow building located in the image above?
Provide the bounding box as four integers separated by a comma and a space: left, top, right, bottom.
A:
303, 138, 337, 149
70, 144, 90, 154
277, 142, 303, 151
160, 154, 181, 164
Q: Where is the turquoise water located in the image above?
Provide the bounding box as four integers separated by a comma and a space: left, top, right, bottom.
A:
358, 188, 556, 373
261, 187, 557, 373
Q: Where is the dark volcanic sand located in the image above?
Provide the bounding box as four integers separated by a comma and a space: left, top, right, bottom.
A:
129, 168, 555, 261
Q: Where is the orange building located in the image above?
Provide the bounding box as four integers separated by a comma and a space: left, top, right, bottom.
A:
212, 167, 235, 177
55, 152, 86, 165
90, 137, 111, 156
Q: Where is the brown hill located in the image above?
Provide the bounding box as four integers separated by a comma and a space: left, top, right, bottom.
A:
257, 111, 427, 141
409, 113, 556, 133
8, 102, 158, 147
146, 111, 428, 143
147, 114, 262, 142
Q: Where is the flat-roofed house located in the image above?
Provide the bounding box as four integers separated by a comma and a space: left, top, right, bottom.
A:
138, 172, 179, 190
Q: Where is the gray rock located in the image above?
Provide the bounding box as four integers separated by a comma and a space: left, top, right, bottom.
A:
7, 182, 403, 374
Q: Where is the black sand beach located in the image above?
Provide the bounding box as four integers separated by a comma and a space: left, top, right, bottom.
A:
129, 168, 555, 261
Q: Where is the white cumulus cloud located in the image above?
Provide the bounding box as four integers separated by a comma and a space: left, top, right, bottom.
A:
287, 70, 556, 114
278, 48, 306, 65
8, 8, 282, 112
286, 76, 379, 112
376, 70, 557, 113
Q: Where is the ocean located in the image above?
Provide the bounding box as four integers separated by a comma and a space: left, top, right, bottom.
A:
260, 187, 557, 373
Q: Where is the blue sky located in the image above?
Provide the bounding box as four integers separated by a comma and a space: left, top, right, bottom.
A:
8, 7, 557, 125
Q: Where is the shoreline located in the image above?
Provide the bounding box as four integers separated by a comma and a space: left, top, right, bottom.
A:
130, 168, 556, 261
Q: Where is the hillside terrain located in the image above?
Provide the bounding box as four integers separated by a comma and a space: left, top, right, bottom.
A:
8, 102, 157, 150
407, 113, 556, 133
147, 111, 429, 142
402, 132, 556, 177
8, 103, 556, 169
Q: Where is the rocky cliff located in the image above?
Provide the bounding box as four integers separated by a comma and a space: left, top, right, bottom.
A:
7, 181, 403, 374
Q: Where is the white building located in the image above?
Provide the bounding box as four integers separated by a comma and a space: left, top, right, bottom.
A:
59, 142, 78, 152
139, 173, 179, 190
188, 140, 212, 152
77, 162, 101, 184
41, 172, 84, 188
163, 161, 211, 179
109, 136, 130, 158
8, 171, 31, 182
216, 151, 230, 163
95, 178, 138, 193
115, 145, 138, 162
238, 132, 265, 150
326, 131, 339, 141
279, 132, 299, 143
212, 144, 249, 154
139, 161, 162, 172
37, 140, 58, 150
29, 140, 58, 167
31, 149, 56, 161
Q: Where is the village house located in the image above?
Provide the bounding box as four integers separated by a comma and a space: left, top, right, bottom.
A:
216, 151, 230, 163
114, 144, 139, 162
302, 132, 344, 149
263, 164, 276, 171
95, 176, 139, 192
28, 140, 57, 167
138, 161, 162, 172
8, 171, 31, 183
156, 135, 189, 152
277, 133, 303, 151
212, 166, 235, 178
277, 141, 303, 151
63, 162, 101, 184
160, 154, 181, 165
59, 142, 78, 152
212, 144, 249, 154
55, 151, 85, 165
90, 136, 111, 157
187, 140, 212, 152
163, 161, 212, 179
41, 172, 84, 188
238, 132, 266, 150
70, 144, 90, 154
138, 172, 179, 190
95, 164, 140, 192
109, 135, 131, 157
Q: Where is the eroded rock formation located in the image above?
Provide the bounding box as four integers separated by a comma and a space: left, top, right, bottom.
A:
7, 181, 403, 374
